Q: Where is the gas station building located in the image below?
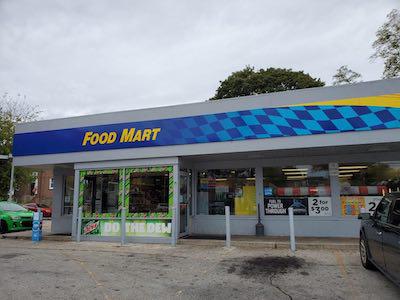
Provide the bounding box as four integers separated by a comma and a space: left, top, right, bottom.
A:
12, 78, 400, 243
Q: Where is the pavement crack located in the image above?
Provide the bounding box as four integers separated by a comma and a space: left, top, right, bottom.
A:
62, 252, 112, 300
269, 273, 292, 300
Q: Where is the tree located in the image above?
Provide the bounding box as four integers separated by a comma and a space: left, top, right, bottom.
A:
371, 9, 400, 78
332, 65, 362, 85
0, 93, 40, 199
210, 66, 324, 100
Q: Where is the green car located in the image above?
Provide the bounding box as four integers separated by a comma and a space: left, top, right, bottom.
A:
0, 201, 34, 234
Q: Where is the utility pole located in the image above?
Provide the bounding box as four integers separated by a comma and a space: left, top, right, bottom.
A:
8, 154, 14, 201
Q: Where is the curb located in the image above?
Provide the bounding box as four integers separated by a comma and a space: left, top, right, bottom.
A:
178, 239, 358, 250
2, 235, 358, 251
2, 235, 72, 242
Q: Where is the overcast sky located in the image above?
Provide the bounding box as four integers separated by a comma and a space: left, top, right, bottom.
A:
0, 1, 398, 120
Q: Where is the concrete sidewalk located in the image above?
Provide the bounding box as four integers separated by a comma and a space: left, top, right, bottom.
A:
2, 219, 358, 250
3, 227, 358, 250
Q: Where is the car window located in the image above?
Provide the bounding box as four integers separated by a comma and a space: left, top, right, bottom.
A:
0, 202, 27, 212
390, 199, 400, 227
374, 198, 391, 223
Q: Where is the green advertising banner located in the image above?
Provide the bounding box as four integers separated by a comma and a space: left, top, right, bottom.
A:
79, 165, 174, 239
81, 219, 172, 238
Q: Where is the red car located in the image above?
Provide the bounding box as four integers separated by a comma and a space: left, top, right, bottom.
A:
23, 203, 52, 218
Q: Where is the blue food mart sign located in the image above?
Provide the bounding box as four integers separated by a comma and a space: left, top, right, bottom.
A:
12, 94, 400, 156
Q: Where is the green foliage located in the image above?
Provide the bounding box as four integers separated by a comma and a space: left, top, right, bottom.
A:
371, 9, 400, 78
0, 93, 40, 199
210, 66, 324, 100
332, 65, 362, 86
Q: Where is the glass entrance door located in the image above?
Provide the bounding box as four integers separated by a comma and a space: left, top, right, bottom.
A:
179, 171, 191, 237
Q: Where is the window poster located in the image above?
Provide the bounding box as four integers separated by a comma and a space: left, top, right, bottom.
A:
363, 196, 383, 215
264, 197, 309, 215
265, 197, 332, 216
341, 196, 365, 216
341, 196, 383, 216
81, 219, 172, 237
308, 197, 332, 216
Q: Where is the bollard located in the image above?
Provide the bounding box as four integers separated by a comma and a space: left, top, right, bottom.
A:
171, 204, 177, 246
288, 207, 296, 252
77, 207, 82, 243
225, 206, 231, 248
121, 207, 126, 246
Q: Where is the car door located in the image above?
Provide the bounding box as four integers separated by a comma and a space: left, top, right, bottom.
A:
367, 197, 391, 269
382, 198, 400, 285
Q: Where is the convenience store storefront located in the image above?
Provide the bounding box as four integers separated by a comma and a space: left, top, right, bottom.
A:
12, 78, 400, 242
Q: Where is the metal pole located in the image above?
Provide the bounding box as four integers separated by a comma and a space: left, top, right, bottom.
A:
77, 207, 82, 243
288, 207, 296, 252
225, 206, 231, 248
171, 205, 176, 246
121, 207, 126, 245
8, 156, 14, 202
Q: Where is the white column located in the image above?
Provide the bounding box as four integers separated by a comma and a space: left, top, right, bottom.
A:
71, 168, 80, 238
172, 164, 180, 246
329, 162, 341, 218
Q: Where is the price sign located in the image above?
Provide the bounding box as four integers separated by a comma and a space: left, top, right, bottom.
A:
308, 197, 332, 216
364, 196, 383, 215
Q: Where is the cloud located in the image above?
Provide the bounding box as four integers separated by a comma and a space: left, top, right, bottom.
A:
0, 0, 395, 119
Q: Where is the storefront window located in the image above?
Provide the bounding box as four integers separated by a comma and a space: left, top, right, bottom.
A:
63, 176, 74, 215
197, 169, 256, 216
124, 166, 173, 218
263, 165, 331, 216
128, 171, 170, 214
81, 170, 120, 215
339, 162, 400, 216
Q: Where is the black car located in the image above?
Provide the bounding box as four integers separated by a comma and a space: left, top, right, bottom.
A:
359, 192, 400, 287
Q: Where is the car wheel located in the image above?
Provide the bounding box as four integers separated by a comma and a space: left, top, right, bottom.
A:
0, 220, 8, 234
360, 234, 375, 270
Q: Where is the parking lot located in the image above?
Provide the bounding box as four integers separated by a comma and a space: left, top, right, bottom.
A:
0, 238, 399, 300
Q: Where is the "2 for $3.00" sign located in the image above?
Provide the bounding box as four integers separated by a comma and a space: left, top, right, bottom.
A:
308, 197, 332, 216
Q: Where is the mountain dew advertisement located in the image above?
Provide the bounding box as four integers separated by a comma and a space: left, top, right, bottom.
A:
82, 219, 172, 237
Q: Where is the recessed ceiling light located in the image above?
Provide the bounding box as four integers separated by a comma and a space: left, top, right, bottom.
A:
283, 172, 308, 175
339, 166, 367, 169
286, 175, 307, 179
339, 169, 361, 173
282, 168, 308, 172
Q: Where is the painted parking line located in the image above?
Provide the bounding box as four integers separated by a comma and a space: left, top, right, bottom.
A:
333, 250, 361, 300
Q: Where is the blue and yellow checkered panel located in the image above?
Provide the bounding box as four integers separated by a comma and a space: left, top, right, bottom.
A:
160, 105, 400, 144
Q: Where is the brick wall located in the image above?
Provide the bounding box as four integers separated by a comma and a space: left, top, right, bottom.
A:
16, 169, 53, 206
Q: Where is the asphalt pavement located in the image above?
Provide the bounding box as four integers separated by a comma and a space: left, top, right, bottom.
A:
0, 238, 399, 300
